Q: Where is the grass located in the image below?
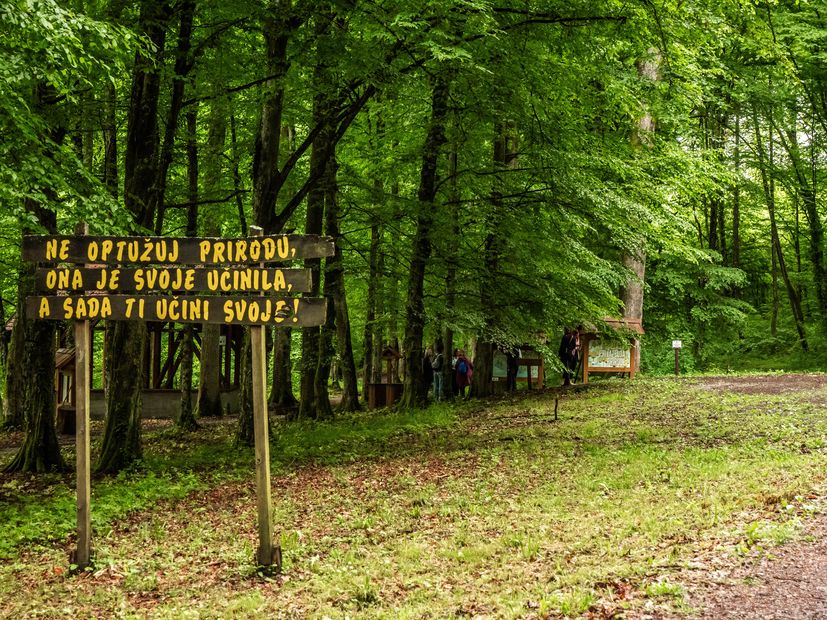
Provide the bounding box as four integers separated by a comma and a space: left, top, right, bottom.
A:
2, 375, 827, 618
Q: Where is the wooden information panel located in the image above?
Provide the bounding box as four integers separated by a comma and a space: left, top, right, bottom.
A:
35, 267, 311, 294
23, 234, 334, 265
27, 295, 326, 325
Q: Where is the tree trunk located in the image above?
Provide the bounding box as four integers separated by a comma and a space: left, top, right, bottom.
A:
4, 82, 67, 468
236, 332, 254, 446
471, 121, 517, 398
622, 49, 659, 370
238, 7, 291, 439
442, 146, 460, 400
399, 75, 450, 409
322, 154, 360, 412
362, 213, 381, 395
4, 241, 63, 471
196, 93, 227, 418
98, 0, 170, 472
177, 108, 199, 431
269, 328, 297, 409
753, 105, 808, 350
153, 0, 195, 234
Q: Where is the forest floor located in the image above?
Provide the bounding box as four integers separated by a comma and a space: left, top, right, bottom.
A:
2, 373, 827, 618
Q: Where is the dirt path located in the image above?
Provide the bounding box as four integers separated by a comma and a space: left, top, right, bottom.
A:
678, 514, 827, 619
674, 374, 827, 619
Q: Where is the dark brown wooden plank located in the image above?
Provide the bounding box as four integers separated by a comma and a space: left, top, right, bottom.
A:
23, 234, 335, 264
26, 295, 328, 326
34, 267, 312, 294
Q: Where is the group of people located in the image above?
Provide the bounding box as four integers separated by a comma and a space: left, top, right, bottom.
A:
422, 345, 473, 401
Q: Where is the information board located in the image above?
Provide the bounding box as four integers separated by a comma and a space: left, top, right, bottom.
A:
587, 341, 631, 369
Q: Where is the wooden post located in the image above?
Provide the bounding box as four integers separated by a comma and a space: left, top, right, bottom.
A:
249, 226, 279, 569
674, 347, 680, 376
582, 337, 590, 385
73, 222, 92, 570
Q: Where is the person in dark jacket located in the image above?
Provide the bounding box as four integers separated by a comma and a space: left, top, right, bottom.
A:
558, 328, 578, 386
505, 348, 520, 392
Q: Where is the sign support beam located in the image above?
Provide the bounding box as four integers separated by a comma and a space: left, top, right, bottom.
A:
249, 226, 279, 570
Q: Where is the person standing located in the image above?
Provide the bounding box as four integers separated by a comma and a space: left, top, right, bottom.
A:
455, 349, 473, 398
506, 347, 520, 393
422, 347, 434, 401
558, 328, 577, 386
431, 342, 444, 401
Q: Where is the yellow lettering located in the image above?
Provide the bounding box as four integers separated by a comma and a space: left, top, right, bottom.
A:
274, 300, 287, 323
45, 270, 57, 290
206, 271, 218, 291
94, 269, 106, 289
116, 240, 127, 261
234, 299, 247, 320
199, 240, 211, 262
184, 269, 195, 291
203, 299, 209, 321
109, 269, 120, 290
59, 239, 69, 260
71, 269, 83, 290
220, 271, 231, 292
171, 270, 182, 290
46, 239, 58, 261
156, 298, 168, 320
249, 240, 261, 261
168, 299, 180, 321
145, 269, 158, 289
141, 240, 153, 262
274, 270, 285, 291
87, 298, 99, 317
75, 298, 87, 320
260, 300, 271, 322
155, 241, 167, 262
213, 242, 225, 263
101, 239, 114, 261
239, 269, 252, 291
127, 241, 139, 262
125, 298, 136, 318
248, 301, 260, 323
277, 235, 289, 259
168, 240, 179, 262
138, 298, 145, 319
158, 270, 170, 289
87, 241, 99, 261
134, 269, 145, 291
63, 297, 74, 319
263, 238, 276, 261
235, 240, 248, 262
57, 270, 70, 290
101, 297, 112, 318
223, 299, 234, 323
39, 297, 50, 318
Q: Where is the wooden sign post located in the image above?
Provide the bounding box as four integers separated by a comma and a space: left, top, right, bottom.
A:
24, 228, 334, 571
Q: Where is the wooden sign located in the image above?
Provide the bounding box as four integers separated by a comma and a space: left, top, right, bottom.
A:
34, 267, 311, 293
27, 295, 326, 326
23, 234, 334, 264
24, 227, 335, 573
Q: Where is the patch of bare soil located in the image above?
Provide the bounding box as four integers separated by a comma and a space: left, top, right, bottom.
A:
678, 514, 827, 619
695, 374, 827, 396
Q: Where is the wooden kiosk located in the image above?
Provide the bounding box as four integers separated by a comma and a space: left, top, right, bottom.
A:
492, 347, 545, 390
581, 318, 644, 384
365, 346, 403, 408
